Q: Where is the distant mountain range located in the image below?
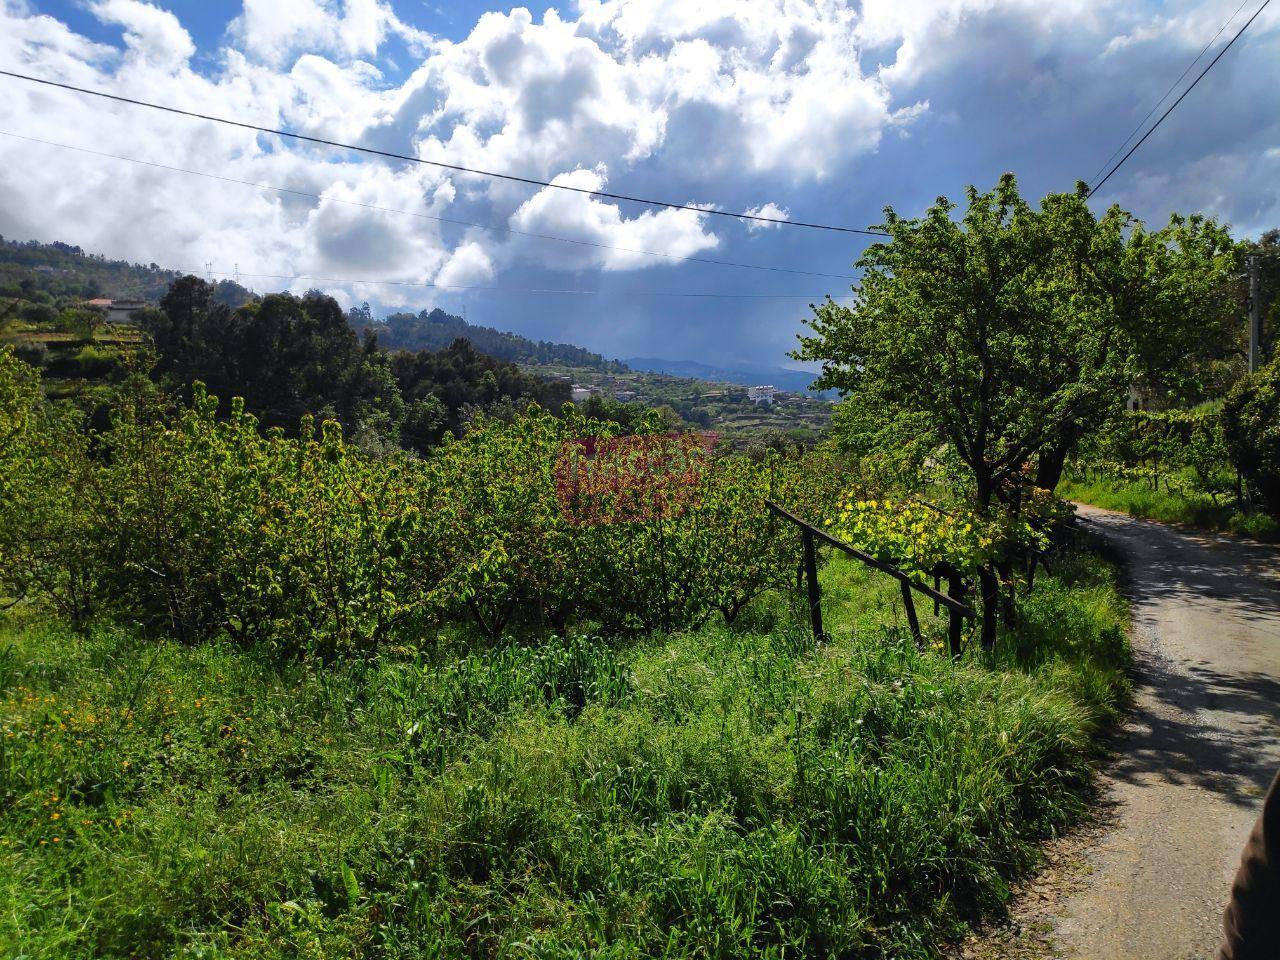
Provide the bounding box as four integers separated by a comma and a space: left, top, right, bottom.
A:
624, 357, 831, 397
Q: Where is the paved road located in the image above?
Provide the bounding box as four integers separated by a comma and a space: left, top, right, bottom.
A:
1045, 505, 1280, 959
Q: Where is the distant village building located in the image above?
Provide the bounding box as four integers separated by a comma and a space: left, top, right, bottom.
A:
86, 298, 148, 324
747, 385, 776, 406
613, 390, 636, 402
571, 385, 594, 403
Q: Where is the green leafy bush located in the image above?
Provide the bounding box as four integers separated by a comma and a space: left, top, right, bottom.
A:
1, 354, 845, 657
1222, 358, 1280, 517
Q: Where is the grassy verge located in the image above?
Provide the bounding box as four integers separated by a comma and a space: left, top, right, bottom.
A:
0, 553, 1127, 959
1059, 474, 1278, 541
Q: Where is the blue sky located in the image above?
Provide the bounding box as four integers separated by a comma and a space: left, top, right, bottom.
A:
1, 0, 1278, 368
28, 1, 565, 64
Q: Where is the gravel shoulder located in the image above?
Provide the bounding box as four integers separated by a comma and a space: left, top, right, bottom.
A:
962, 503, 1280, 960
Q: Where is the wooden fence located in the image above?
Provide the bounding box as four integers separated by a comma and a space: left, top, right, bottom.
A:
765, 500, 977, 655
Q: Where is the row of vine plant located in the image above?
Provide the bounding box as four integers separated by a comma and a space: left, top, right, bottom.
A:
1, 347, 1071, 658
1068, 407, 1237, 502
1, 348, 855, 658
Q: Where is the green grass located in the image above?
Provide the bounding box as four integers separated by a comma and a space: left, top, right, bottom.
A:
0, 554, 1127, 959
1059, 474, 1278, 540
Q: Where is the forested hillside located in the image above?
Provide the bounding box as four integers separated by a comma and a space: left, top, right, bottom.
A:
1, 269, 574, 452
0, 236, 252, 306
139, 277, 572, 451
362, 306, 629, 372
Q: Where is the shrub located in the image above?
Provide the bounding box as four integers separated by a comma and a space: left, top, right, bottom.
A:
1222, 358, 1280, 517
71, 344, 119, 379
11, 342, 48, 368
0, 361, 848, 656
0, 349, 101, 626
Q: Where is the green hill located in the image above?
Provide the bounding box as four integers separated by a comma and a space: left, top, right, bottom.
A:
0, 236, 252, 307
363, 307, 628, 372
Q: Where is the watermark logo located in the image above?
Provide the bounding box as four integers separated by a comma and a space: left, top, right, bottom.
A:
554, 432, 718, 525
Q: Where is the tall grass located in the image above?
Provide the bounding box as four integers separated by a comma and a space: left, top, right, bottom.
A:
0, 553, 1127, 959
1060, 473, 1278, 540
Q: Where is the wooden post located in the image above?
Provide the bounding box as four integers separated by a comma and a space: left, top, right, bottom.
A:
900, 580, 922, 648
932, 573, 941, 617
801, 527, 824, 643
764, 501, 976, 647
947, 573, 965, 659
1249, 255, 1262, 373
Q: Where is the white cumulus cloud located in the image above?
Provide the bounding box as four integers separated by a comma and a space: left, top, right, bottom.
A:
507, 168, 719, 271
0, 0, 1276, 335
742, 202, 790, 232
230, 0, 430, 68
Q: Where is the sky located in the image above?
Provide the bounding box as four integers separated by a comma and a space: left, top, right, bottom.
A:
0, 0, 1277, 368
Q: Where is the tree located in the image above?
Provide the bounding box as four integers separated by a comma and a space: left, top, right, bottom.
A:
56, 305, 105, 342
795, 174, 1237, 645
144, 277, 577, 454
1033, 210, 1239, 488
1222, 357, 1280, 517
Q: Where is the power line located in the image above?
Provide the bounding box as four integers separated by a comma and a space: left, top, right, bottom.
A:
1088, 0, 1272, 198
0, 68, 888, 237
1087, 0, 1252, 186
195, 266, 837, 300
0, 129, 857, 281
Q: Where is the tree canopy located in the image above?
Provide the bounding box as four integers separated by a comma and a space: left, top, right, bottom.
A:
144, 277, 570, 452
796, 174, 1240, 645
795, 174, 1240, 504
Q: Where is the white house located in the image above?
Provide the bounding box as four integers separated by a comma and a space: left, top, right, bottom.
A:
747, 385, 775, 406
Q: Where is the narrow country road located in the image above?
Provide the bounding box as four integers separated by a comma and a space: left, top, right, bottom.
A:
1033, 504, 1280, 959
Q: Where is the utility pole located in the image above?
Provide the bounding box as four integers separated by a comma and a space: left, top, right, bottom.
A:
1248, 255, 1262, 373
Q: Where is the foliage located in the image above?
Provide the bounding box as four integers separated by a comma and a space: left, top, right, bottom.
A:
796, 173, 1238, 644
53, 306, 105, 343
367, 305, 629, 372
1222, 357, 1280, 517
0, 355, 843, 656
1059, 404, 1280, 537
0, 345, 36, 460
1071, 407, 1234, 502
0, 236, 235, 304
0, 349, 100, 626
0, 235, 253, 304
143, 277, 569, 452
796, 174, 1239, 506
0, 549, 1127, 959
574, 393, 687, 434
827, 494, 1050, 579
389, 337, 571, 446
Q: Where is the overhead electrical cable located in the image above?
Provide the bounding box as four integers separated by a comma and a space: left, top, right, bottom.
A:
1088, 0, 1272, 198
1087, 0, 1252, 186
0, 68, 889, 237
189, 266, 838, 300
0, 129, 857, 281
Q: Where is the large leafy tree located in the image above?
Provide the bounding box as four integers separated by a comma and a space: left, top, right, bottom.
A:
797, 174, 1238, 500
144, 277, 569, 451
795, 174, 1238, 643
1222, 356, 1280, 517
